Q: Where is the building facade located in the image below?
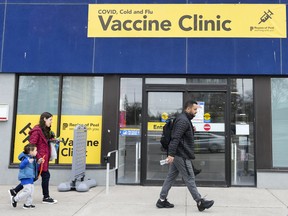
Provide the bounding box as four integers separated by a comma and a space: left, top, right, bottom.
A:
0, 1, 288, 188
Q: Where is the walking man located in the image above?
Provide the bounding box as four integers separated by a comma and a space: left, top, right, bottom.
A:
156, 100, 214, 212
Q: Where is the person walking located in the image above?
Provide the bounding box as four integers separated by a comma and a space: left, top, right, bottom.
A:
156, 100, 214, 212
9, 112, 58, 204
29, 112, 58, 204
11, 144, 44, 209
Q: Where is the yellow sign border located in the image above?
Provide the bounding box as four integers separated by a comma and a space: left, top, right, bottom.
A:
88, 4, 286, 38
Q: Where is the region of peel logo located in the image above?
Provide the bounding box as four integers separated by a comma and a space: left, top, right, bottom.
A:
62, 123, 68, 130
250, 9, 274, 32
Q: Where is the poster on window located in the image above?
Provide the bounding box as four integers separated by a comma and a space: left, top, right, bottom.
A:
192, 101, 205, 123
59, 115, 102, 164
13, 114, 102, 165
13, 115, 58, 163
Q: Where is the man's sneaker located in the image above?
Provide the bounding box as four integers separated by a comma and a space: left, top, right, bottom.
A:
11, 197, 17, 208
197, 198, 214, 212
42, 197, 57, 204
8, 189, 17, 198
23, 204, 35, 209
156, 198, 174, 208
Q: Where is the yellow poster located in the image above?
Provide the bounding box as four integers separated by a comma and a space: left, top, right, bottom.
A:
13, 115, 102, 165
148, 122, 166, 132
13, 115, 58, 163
88, 4, 286, 38
59, 115, 102, 164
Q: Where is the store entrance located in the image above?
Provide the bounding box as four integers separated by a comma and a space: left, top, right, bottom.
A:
117, 78, 255, 186
142, 88, 227, 186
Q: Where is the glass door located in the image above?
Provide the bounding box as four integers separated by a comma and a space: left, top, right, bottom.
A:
186, 92, 226, 183
145, 92, 183, 181
143, 90, 227, 185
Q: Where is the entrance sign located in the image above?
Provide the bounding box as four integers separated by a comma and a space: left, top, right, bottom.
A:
88, 4, 286, 38
148, 122, 165, 131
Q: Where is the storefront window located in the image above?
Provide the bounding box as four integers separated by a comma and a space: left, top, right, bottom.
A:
17, 76, 59, 114
118, 78, 142, 184
271, 78, 288, 167
59, 76, 103, 165
230, 79, 255, 186
13, 76, 103, 166
13, 76, 60, 163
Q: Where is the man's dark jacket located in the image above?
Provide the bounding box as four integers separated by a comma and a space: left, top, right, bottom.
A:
168, 112, 195, 160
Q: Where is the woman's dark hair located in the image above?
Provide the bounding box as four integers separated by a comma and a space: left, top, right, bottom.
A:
39, 112, 53, 139
23, 143, 37, 154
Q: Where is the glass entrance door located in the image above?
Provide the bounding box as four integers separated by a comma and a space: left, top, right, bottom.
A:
186, 92, 226, 183
144, 91, 227, 185
145, 92, 183, 181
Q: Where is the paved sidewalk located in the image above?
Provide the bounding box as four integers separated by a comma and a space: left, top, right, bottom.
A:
1, 185, 288, 216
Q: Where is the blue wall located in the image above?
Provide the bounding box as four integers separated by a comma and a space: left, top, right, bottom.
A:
0, 0, 287, 75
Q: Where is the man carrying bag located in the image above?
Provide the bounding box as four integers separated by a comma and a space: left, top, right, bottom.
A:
156, 100, 214, 212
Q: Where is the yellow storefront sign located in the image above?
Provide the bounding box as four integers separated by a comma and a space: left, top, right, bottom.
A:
13, 115, 102, 165
59, 115, 102, 164
13, 115, 58, 163
88, 4, 286, 38
148, 122, 166, 131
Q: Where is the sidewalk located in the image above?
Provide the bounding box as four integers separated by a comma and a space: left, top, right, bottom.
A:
1, 185, 288, 216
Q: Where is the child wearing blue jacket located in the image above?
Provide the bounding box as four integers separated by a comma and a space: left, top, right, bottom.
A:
11, 144, 44, 209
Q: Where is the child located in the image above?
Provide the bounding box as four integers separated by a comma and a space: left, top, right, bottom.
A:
9, 129, 59, 201
11, 144, 44, 209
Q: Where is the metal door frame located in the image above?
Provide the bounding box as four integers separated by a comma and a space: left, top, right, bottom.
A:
141, 83, 231, 186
